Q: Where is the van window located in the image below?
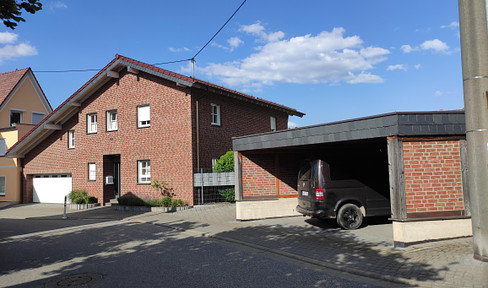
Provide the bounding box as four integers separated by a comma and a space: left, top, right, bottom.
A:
298, 163, 312, 180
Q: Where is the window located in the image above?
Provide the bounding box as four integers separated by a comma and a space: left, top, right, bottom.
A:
0, 138, 6, 156
32, 112, 45, 125
87, 113, 97, 134
137, 105, 150, 128
138, 160, 151, 184
68, 130, 75, 149
10, 110, 23, 126
211, 103, 220, 126
270, 116, 277, 132
88, 163, 96, 181
0, 176, 5, 196
106, 110, 118, 131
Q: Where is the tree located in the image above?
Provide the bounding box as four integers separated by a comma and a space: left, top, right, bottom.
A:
213, 151, 234, 172
0, 0, 42, 30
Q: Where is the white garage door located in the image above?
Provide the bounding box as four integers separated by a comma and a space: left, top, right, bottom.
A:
33, 174, 72, 204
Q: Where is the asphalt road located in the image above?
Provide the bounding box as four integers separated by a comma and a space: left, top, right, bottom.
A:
0, 218, 404, 288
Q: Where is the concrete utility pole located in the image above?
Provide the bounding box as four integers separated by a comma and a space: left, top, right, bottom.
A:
459, 0, 488, 262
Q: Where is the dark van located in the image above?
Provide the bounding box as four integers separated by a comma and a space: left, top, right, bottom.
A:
296, 159, 390, 229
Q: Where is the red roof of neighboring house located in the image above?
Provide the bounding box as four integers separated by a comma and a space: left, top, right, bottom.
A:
0, 68, 30, 106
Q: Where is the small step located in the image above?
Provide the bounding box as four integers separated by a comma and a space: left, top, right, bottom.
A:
107, 198, 119, 206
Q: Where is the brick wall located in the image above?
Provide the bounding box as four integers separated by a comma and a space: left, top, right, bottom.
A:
241, 153, 277, 199
23, 69, 194, 204
192, 89, 289, 170
403, 140, 464, 214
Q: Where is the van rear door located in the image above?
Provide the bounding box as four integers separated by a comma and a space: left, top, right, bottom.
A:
297, 161, 315, 211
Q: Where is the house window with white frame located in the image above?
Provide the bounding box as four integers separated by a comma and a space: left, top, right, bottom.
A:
138, 160, 151, 184
106, 110, 118, 131
10, 110, 23, 126
31, 112, 45, 125
88, 163, 96, 181
0, 176, 5, 196
68, 130, 75, 149
87, 113, 97, 134
270, 116, 277, 132
137, 105, 150, 128
211, 103, 220, 126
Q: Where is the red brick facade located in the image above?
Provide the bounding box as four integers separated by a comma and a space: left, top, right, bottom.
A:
240, 152, 300, 200
403, 140, 464, 214
21, 64, 293, 205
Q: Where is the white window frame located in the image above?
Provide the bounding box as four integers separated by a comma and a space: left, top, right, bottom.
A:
31, 112, 45, 125
106, 110, 118, 131
87, 113, 97, 134
211, 103, 221, 126
270, 116, 277, 132
68, 130, 75, 149
137, 105, 150, 128
10, 109, 24, 127
138, 160, 151, 184
0, 176, 5, 196
88, 163, 96, 181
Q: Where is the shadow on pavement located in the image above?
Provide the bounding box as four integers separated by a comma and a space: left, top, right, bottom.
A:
213, 222, 446, 284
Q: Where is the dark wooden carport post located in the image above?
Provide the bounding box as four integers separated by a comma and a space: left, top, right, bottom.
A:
387, 136, 407, 221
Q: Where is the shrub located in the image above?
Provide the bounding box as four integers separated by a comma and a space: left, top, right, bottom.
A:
218, 188, 235, 202
73, 197, 85, 204
84, 196, 98, 204
170, 198, 187, 207
68, 189, 87, 202
145, 198, 161, 207
117, 194, 146, 206
213, 151, 234, 172
161, 196, 172, 207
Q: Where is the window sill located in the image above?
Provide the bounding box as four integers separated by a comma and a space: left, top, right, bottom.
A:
137, 182, 151, 185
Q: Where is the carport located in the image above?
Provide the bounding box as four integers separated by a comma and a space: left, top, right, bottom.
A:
233, 111, 472, 246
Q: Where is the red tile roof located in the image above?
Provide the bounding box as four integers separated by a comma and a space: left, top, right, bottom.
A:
8, 55, 304, 155
0, 68, 30, 106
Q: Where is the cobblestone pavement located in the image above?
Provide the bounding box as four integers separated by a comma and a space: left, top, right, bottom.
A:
2, 203, 487, 287
128, 203, 488, 288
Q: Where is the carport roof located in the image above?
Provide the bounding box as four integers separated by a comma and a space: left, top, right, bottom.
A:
233, 111, 465, 151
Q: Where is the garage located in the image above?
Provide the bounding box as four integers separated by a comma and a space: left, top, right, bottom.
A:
33, 174, 72, 203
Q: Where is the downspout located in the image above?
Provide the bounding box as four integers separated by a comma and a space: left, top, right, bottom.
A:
19, 158, 24, 203
196, 98, 200, 170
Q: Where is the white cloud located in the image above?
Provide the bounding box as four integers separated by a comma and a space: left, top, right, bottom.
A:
0, 43, 37, 63
441, 22, 459, 29
401, 39, 450, 54
387, 64, 407, 71
288, 121, 298, 129
47, 1, 67, 9
401, 44, 415, 53
228, 37, 243, 49
420, 39, 449, 53
169, 47, 189, 53
415, 64, 421, 69
201, 27, 389, 88
0, 32, 18, 44
435, 90, 443, 97
240, 22, 285, 43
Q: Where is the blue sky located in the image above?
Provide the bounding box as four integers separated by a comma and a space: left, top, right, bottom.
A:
0, 1, 462, 127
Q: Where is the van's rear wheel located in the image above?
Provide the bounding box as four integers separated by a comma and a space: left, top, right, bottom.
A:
337, 204, 363, 230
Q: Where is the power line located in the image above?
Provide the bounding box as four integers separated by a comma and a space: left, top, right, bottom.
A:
192, 0, 247, 60
33, 0, 247, 74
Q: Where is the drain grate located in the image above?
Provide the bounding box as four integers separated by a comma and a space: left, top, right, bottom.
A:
45, 273, 103, 288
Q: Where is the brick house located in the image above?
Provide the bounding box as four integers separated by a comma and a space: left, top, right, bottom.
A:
232, 111, 470, 246
7, 55, 304, 205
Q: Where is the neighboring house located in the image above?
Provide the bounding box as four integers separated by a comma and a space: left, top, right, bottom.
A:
7, 55, 304, 205
0, 68, 53, 203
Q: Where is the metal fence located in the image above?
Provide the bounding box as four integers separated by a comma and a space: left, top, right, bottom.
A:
193, 168, 235, 205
